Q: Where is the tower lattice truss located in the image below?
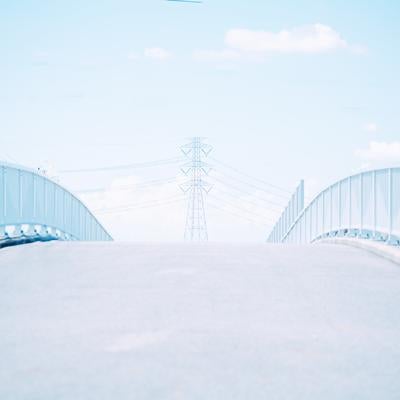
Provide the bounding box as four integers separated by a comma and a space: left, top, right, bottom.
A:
181, 138, 212, 241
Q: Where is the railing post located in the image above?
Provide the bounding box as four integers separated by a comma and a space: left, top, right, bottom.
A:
1, 167, 5, 223
388, 168, 393, 242
322, 191, 325, 235
338, 181, 342, 233
63, 190, 66, 232
373, 170, 377, 238
19, 169, 22, 220
280, 219, 282, 242
277, 219, 280, 242
44, 178, 47, 218
299, 180, 304, 211
0, 225, 6, 238
349, 176, 352, 234
53, 184, 56, 224
33, 174, 36, 219
330, 186, 333, 235
300, 215, 303, 244
360, 173, 363, 236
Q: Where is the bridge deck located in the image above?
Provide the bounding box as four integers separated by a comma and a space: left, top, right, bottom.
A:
1, 243, 400, 399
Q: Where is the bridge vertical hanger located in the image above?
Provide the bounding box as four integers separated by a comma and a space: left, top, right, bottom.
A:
267, 167, 400, 246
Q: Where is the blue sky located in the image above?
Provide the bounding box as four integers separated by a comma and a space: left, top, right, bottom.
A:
1, 0, 399, 241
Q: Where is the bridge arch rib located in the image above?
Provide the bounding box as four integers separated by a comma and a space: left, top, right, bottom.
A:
268, 167, 400, 246
0, 162, 112, 246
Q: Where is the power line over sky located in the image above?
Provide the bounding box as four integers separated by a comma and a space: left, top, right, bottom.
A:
2, 0, 398, 242
68, 138, 294, 241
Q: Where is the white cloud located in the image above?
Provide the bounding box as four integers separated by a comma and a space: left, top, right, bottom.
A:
355, 141, 400, 166
80, 174, 186, 241
192, 49, 242, 62
363, 122, 378, 132
193, 24, 362, 65
78, 171, 278, 242
352, 45, 368, 55
144, 47, 172, 61
127, 52, 139, 60
32, 50, 50, 66
225, 24, 349, 54
33, 50, 49, 59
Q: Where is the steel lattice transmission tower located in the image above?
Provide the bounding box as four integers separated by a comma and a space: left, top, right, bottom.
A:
181, 137, 213, 241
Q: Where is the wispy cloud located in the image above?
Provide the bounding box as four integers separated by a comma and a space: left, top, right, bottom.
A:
192, 49, 241, 62
79, 171, 277, 242
144, 47, 172, 61
32, 50, 50, 67
355, 141, 400, 167
225, 24, 350, 54
363, 122, 378, 132
194, 23, 364, 64
80, 174, 185, 241
127, 52, 139, 60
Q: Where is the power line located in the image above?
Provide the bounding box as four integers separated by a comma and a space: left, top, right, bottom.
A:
209, 192, 277, 223
76, 176, 179, 194
208, 202, 270, 227
0, 152, 20, 165
93, 195, 185, 214
210, 169, 290, 203
210, 157, 292, 195
208, 174, 287, 209
96, 199, 186, 215
210, 186, 282, 214
60, 157, 183, 173
196, 178, 306, 213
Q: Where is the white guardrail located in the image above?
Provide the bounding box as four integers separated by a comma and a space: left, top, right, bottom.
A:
0, 162, 112, 245
268, 168, 400, 246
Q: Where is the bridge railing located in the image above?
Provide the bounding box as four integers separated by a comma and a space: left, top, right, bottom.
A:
0, 163, 112, 242
268, 167, 400, 245
267, 180, 304, 243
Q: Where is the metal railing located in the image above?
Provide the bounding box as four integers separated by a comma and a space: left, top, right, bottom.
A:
268, 167, 400, 245
0, 162, 112, 244
267, 180, 304, 243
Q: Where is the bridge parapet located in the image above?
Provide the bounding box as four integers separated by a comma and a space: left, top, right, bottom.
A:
267, 180, 304, 243
0, 162, 112, 245
268, 167, 400, 246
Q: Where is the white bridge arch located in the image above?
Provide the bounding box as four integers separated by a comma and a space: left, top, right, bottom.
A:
268, 167, 400, 246
0, 162, 112, 246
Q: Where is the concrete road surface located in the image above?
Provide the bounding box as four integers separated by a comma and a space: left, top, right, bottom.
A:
1, 242, 399, 399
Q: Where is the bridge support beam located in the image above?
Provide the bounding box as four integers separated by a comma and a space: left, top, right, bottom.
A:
0, 225, 8, 239
22, 224, 38, 237
9, 225, 23, 239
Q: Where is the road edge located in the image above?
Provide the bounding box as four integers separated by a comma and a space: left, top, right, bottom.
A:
318, 238, 400, 266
